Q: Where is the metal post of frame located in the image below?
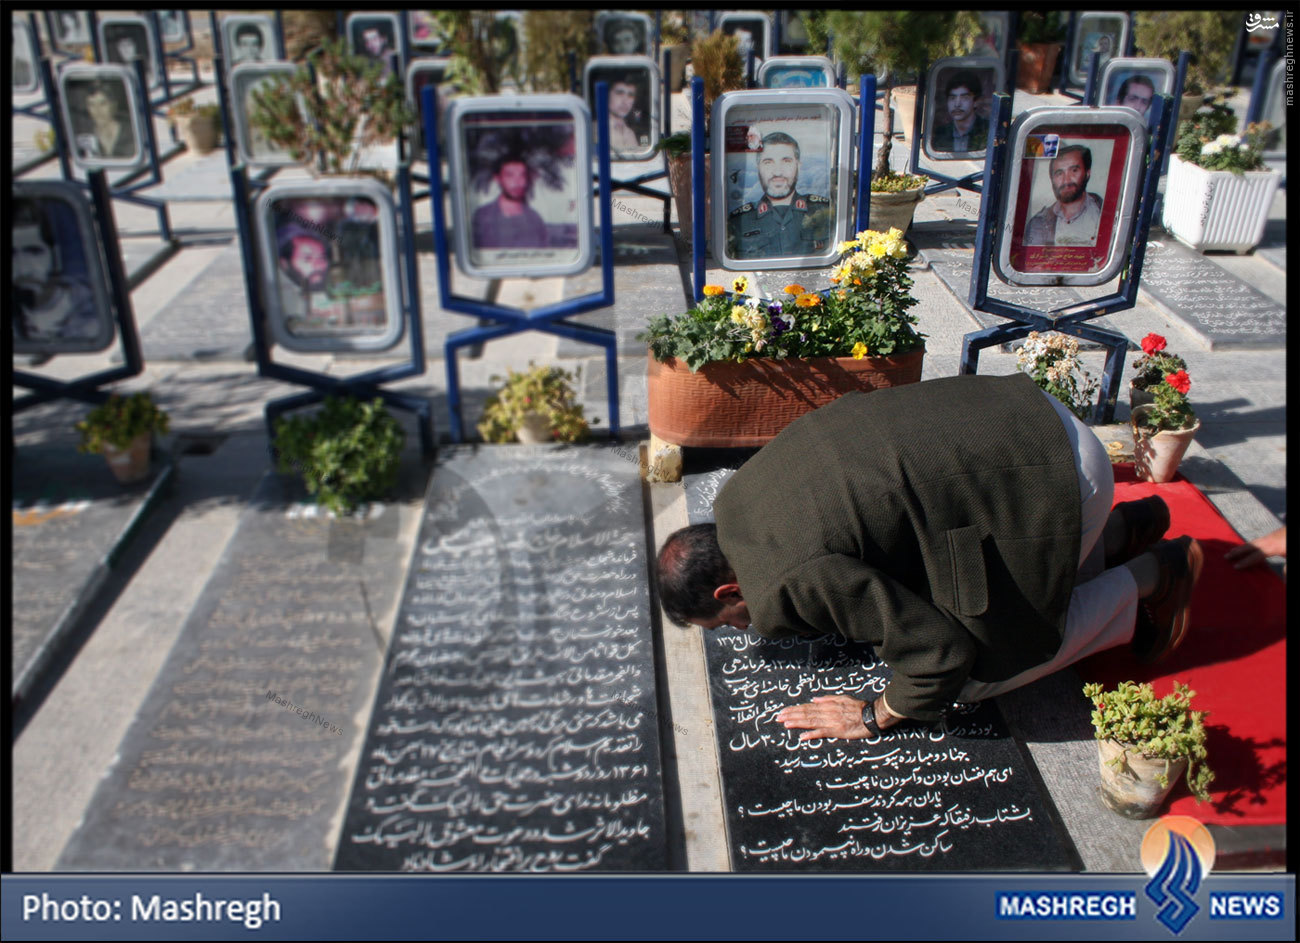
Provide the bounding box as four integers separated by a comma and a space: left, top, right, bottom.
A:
424, 85, 621, 443
39, 57, 76, 183
856, 73, 876, 233
1229, 15, 1250, 87
773, 12, 782, 54
690, 75, 705, 304
663, 48, 673, 136
1246, 46, 1277, 124
147, 11, 174, 107
708, 11, 716, 34
654, 10, 662, 64
398, 11, 411, 70
1004, 13, 1021, 93
274, 12, 287, 60
14, 171, 145, 411
1058, 12, 1077, 97
1162, 51, 1191, 177
15, 17, 63, 177
1082, 51, 1101, 106
1124, 13, 1137, 57
568, 52, 578, 95
89, 11, 101, 63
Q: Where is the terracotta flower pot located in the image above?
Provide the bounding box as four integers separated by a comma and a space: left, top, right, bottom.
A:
1097, 738, 1189, 819
647, 347, 925, 448
868, 187, 926, 235
1129, 381, 1155, 410
1017, 42, 1062, 94
1131, 405, 1199, 483
668, 152, 711, 244
176, 113, 219, 154
102, 432, 152, 484
514, 412, 552, 444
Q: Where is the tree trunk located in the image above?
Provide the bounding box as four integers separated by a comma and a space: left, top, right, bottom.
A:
873, 83, 894, 180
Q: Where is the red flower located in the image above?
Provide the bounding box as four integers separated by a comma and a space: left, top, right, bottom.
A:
1165, 370, 1191, 394
1141, 333, 1167, 355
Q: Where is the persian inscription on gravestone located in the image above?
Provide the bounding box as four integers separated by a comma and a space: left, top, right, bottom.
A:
684, 461, 1077, 871
334, 447, 668, 872
56, 474, 405, 870
1138, 240, 1286, 348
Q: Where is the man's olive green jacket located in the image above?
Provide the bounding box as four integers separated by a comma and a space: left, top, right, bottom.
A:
714, 373, 1082, 721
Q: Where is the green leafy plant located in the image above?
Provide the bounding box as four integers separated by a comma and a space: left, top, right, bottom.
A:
280, 10, 338, 61
1175, 103, 1271, 174
430, 11, 523, 95
477, 364, 593, 443
1083, 680, 1214, 803
167, 96, 197, 118
691, 29, 746, 111
1018, 12, 1066, 45
76, 392, 170, 454
1014, 331, 1100, 421
871, 170, 928, 193
273, 396, 405, 514
1134, 10, 1237, 96
1130, 332, 1188, 394
641, 230, 924, 371
522, 10, 595, 92
655, 131, 693, 160
248, 38, 414, 177
1137, 366, 1196, 435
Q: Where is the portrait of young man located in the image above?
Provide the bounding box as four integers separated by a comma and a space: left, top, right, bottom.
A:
726, 130, 832, 261
12, 195, 111, 351
350, 16, 399, 78
928, 68, 992, 156
600, 16, 647, 56
721, 16, 769, 65
471, 154, 550, 250
102, 20, 157, 88
63, 73, 142, 167
587, 65, 655, 160
227, 21, 269, 66
1022, 144, 1104, 248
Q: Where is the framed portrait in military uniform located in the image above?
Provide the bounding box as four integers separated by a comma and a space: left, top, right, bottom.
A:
1067, 12, 1130, 88
1098, 57, 1175, 127
13, 19, 40, 95
12, 181, 116, 355
994, 107, 1147, 287
584, 56, 659, 161
230, 62, 301, 167
924, 56, 1003, 162
711, 88, 856, 272
255, 179, 405, 353
757, 56, 836, 89
99, 15, 162, 90
407, 58, 453, 157
595, 12, 653, 56
718, 11, 772, 64
447, 94, 594, 279
59, 64, 148, 172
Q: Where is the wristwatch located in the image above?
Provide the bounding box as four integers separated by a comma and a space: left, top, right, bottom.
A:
860, 699, 882, 739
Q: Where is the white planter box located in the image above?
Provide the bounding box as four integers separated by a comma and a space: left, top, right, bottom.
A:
1162, 154, 1281, 253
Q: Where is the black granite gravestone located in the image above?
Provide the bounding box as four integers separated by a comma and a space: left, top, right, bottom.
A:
1139, 239, 1286, 349
333, 446, 668, 872
684, 456, 1078, 872
56, 470, 418, 870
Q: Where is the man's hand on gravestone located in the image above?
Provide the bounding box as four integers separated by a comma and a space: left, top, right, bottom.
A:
777, 695, 899, 741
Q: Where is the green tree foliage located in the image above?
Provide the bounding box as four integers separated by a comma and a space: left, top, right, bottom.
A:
522, 10, 596, 92
433, 11, 523, 95
1134, 11, 1238, 95
691, 30, 745, 111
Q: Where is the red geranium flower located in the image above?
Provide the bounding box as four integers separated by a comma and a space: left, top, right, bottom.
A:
1165, 370, 1191, 394
1141, 333, 1167, 355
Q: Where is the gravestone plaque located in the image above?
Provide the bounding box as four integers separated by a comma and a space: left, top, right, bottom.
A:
1138, 239, 1286, 349
684, 457, 1078, 871
57, 470, 417, 870
334, 446, 668, 872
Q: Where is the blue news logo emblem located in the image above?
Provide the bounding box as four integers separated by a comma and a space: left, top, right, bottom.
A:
1141, 816, 1216, 934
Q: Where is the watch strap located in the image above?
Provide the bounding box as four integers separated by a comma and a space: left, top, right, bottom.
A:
860, 698, 882, 739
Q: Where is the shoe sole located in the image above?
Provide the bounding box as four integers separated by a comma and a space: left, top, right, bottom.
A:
1140, 537, 1203, 663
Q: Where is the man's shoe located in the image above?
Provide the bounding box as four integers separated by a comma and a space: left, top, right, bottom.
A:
1107, 496, 1171, 568
1134, 536, 1203, 663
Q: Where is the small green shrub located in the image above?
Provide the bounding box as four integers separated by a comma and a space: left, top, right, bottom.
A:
477, 364, 592, 443
76, 392, 170, 454
273, 396, 405, 514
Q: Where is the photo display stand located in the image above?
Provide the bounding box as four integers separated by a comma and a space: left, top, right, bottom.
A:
1060, 11, 1136, 102
147, 10, 202, 109
584, 56, 671, 233
909, 56, 1010, 197
959, 92, 1174, 423
13, 172, 145, 412
210, 20, 435, 457
50, 58, 175, 244
1246, 45, 1281, 125
686, 74, 876, 302
424, 84, 620, 443
42, 10, 101, 65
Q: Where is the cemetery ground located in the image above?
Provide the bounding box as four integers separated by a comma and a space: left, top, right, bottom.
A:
9, 74, 1287, 875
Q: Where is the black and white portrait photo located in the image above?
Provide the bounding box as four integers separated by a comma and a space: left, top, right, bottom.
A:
223, 15, 275, 67
230, 63, 300, 166
50, 10, 90, 48
1100, 58, 1175, 125
713, 89, 856, 270
59, 66, 145, 170
447, 96, 593, 278
255, 181, 404, 353
595, 12, 652, 56
100, 16, 160, 89
12, 182, 115, 355
13, 19, 40, 95
585, 57, 659, 161
924, 57, 1002, 161
348, 13, 400, 80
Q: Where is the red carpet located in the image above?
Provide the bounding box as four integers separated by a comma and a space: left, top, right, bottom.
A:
1078, 465, 1286, 825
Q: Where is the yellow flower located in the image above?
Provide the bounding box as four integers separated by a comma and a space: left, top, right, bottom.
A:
795, 293, 822, 308
837, 239, 860, 254
783, 283, 806, 295
702, 284, 725, 296
851, 342, 869, 360
856, 230, 875, 243
869, 241, 887, 258
730, 305, 746, 323
732, 275, 749, 294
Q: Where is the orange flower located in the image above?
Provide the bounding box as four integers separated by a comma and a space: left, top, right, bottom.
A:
852, 277, 862, 286
702, 284, 725, 296
783, 284, 807, 295
795, 293, 822, 308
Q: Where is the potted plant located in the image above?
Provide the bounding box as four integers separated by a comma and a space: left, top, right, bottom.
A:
1129, 332, 1188, 410
869, 170, 930, 235
1130, 360, 1198, 483
641, 230, 926, 453
168, 97, 220, 154
662, 30, 745, 239
1134, 11, 1238, 118
1083, 680, 1214, 819
249, 38, 414, 178
477, 364, 593, 444
272, 395, 406, 515
76, 391, 170, 484
1016, 12, 1065, 94
1013, 330, 1100, 421
1163, 103, 1280, 253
